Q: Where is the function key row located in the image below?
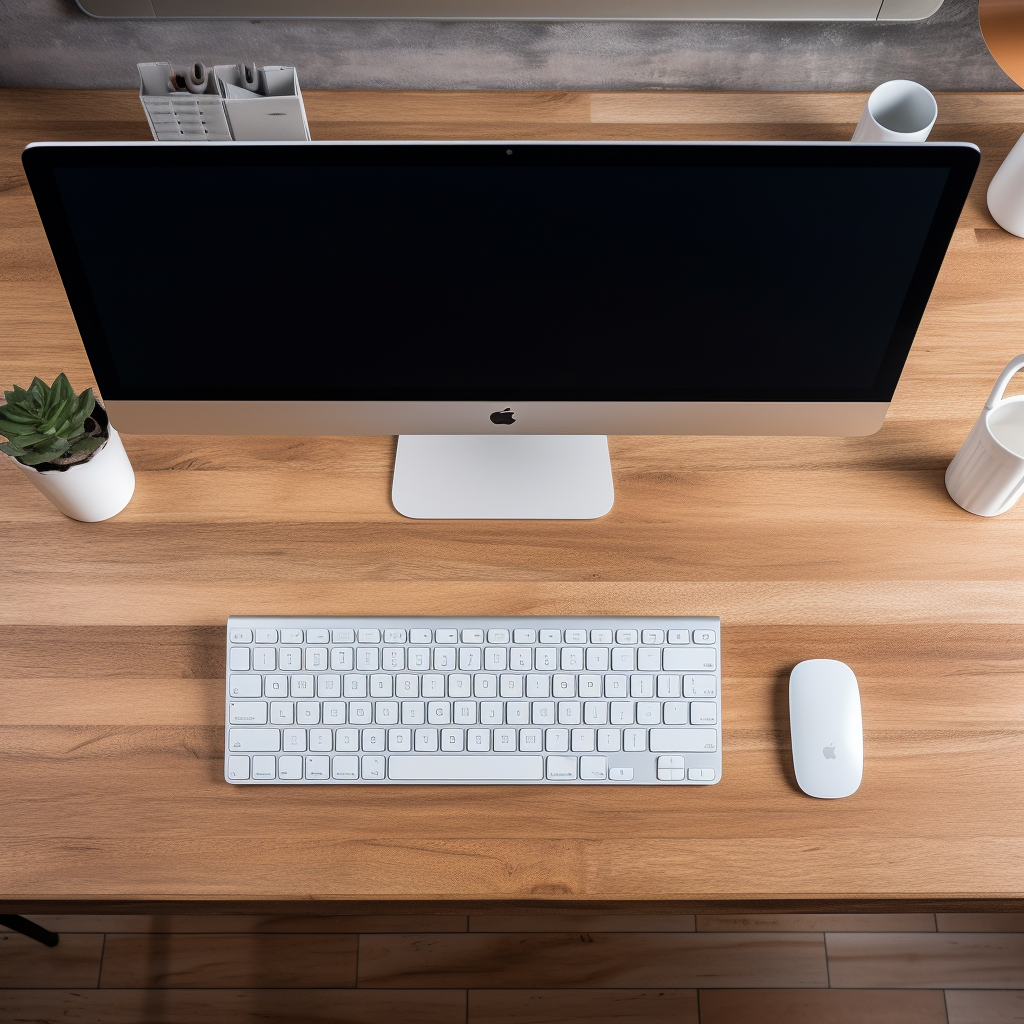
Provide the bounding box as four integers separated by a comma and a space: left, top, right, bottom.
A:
229, 626, 716, 646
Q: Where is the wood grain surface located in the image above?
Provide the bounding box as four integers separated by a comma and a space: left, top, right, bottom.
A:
1, 89, 1022, 912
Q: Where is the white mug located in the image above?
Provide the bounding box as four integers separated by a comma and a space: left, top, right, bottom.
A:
851, 80, 937, 143
987, 130, 1024, 237
945, 354, 1024, 517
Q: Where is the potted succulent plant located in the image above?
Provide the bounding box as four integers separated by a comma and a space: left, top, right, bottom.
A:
0, 373, 135, 522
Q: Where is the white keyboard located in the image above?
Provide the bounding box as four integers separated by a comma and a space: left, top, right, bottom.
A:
224, 616, 720, 786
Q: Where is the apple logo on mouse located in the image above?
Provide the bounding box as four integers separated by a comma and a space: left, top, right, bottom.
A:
490, 408, 516, 425
823, 744, 836, 760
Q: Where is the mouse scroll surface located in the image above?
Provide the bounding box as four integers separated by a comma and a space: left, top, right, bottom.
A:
789, 659, 863, 799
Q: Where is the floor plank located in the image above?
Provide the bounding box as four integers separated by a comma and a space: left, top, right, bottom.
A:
468, 988, 698, 1023
698, 988, 949, 1024
98, 933, 358, 989
0, 932, 103, 989
937, 914, 1024, 932
357, 932, 828, 988
945, 990, 1024, 1024
0, 988, 466, 1024
826, 933, 1024, 989
1, 914, 468, 934
697, 914, 936, 932
469, 915, 695, 932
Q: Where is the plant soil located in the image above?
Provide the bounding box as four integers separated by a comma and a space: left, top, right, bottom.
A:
30, 403, 110, 473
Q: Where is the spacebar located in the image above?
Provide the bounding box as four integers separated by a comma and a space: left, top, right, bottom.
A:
388, 755, 544, 781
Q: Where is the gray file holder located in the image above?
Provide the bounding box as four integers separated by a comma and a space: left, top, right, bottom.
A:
138, 63, 310, 142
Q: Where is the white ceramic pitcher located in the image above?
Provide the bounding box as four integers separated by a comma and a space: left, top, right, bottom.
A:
945, 354, 1024, 516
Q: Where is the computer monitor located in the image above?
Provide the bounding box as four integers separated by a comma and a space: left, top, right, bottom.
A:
22, 140, 978, 518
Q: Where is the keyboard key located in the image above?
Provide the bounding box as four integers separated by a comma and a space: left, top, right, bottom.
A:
690, 701, 718, 725
487, 628, 510, 644
356, 648, 380, 671
545, 728, 569, 752
480, 701, 503, 725
547, 755, 577, 780
693, 629, 717, 645
227, 755, 250, 780
389, 755, 543, 780
229, 647, 251, 671
427, 701, 452, 724
663, 701, 688, 724
663, 648, 717, 672
534, 648, 558, 671
467, 728, 490, 751
526, 675, 551, 697
624, 728, 647, 751
264, 675, 288, 698
484, 647, 508, 671
283, 729, 307, 751
403, 647, 428, 671
564, 629, 587, 644
552, 675, 575, 698
557, 701, 581, 725
296, 701, 320, 724
255, 628, 278, 644
630, 675, 654, 698
609, 766, 633, 781
571, 728, 595, 752
636, 701, 661, 725
252, 755, 276, 780
610, 701, 634, 725
270, 701, 294, 724
229, 627, 253, 644
684, 675, 718, 697
441, 728, 464, 751
657, 674, 681, 698
688, 767, 716, 781
500, 675, 524, 698
344, 675, 368, 698
309, 728, 333, 751
585, 647, 609, 670
279, 648, 302, 671
305, 755, 330, 780
583, 701, 608, 725
409, 628, 432, 644
435, 628, 458, 643
560, 647, 584, 671
641, 629, 664, 644
649, 729, 718, 752
361, 755, 386, 780
590, 629, 613, 643
388, 728, 412, 751
279, 755, 303, 780
474, 674, 497, 697
461, 628, 484, 643
229, 701, 267, 725
637, 647, 661, 671
335, 729, 359, 751
381, 647, 405, 671
229, 674, 262, 697
611, 647, 636, 671
519, 728, 543, 751
434, 648, 457, 671
332, 755, 359, 779
580, 755, 607, 780
396, 674, 419, 697
349, 701, 372, 724
667, 630, 689, 644
362, 729, 386, 751
359, 628, 381, 643
459, 648, 481, 671
322, 701, 346, 724
616, 629, 638, 644
330, 648, 354, 671
506, 701, 530, 725
384, 629, 407, 643
604, 675, 628, 698
532, 701, 555, 725
228, 728, 280, 752
375, 701, 399, 725
331, 629, 354, 643
448, 674, 472, 698
454, 701, 477, 724
281, 628, 304, 644
513, 628, 536, 643
317, 675, 342, 698
539, 630, 562, 643
493, 728, 517, 751
509, 647, 532, 670
306, 628, 330, 644
597, 729, 621, 751
657, 755, 686, 781
291, 675, 314, 698
421, 675, 445, 698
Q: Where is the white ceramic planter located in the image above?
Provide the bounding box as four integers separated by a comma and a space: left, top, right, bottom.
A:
12, 423, 135, 522
987, 130, 1024, 237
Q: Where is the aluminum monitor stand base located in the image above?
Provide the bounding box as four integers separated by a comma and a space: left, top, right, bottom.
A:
392, 435, 615, 520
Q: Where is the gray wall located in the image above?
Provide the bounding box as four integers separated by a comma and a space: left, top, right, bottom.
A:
0, 0, 1014, 91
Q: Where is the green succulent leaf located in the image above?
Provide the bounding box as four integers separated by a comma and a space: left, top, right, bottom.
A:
0, 374, 102, 465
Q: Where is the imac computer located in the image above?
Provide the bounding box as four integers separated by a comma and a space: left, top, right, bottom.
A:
22, 140, 978, 519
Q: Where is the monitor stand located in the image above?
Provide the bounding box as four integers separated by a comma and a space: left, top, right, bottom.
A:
391, 435, 615, 520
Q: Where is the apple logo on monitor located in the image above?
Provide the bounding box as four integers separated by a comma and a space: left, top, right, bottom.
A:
490, 408, 516, 425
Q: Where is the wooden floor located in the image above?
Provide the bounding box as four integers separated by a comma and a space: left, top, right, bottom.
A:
3, 913, 1023, 1023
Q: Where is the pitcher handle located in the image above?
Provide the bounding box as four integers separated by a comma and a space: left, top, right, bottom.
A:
986, 353, 1024, 409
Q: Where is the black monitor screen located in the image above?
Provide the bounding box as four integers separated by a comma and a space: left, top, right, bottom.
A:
23, 142, 978, 402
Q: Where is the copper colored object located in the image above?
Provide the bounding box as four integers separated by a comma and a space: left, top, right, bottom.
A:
980, 0, 1024, 87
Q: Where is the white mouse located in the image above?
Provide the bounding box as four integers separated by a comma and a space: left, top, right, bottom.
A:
789, 659, 863, 799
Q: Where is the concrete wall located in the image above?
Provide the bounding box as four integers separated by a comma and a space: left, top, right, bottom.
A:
0, 0, 1014, 91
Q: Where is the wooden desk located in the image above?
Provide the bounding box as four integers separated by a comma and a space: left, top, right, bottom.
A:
1, 89, 1022, 914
